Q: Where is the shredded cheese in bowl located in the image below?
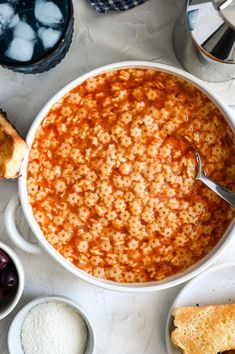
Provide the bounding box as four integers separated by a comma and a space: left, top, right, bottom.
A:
21, 301, 88, 354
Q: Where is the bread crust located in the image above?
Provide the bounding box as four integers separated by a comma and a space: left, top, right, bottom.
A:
0, 110, 28, 179
171, 304, 235, 354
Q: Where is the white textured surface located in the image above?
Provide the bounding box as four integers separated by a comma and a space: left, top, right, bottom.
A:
0, 1, 235, 353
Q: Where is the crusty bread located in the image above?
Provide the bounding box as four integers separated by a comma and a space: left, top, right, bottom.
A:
0, 110, 27, 178
171, 304, 235, 354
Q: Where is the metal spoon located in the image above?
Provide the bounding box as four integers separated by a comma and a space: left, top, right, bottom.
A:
195, 150, 235, 207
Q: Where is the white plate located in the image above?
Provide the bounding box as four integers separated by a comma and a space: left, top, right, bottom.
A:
165, 262, 235, 354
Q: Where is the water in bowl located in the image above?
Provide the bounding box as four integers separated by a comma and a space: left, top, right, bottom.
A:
0, 0, 69, 64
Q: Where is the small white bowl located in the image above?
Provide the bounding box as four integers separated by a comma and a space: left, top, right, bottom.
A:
8, 295, 95, 354
0, 241, 24, 320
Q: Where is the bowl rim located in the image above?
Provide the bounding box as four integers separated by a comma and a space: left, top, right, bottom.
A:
0, 241, 24, 320
8, 294, 95, 354
18, 60, 235, 292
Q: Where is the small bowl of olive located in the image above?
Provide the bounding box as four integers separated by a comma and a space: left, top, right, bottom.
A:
0, 241, 24, 319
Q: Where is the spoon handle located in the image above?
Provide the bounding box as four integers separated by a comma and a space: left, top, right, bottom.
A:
197, 173, 235, 207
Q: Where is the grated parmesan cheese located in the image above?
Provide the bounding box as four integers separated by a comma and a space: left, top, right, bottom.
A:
21, 301, 88, 354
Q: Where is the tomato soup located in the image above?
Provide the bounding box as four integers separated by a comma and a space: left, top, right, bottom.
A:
27, 69, 235, 282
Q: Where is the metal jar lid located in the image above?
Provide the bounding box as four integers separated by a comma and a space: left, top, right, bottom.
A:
213, 0, 235, 29
187, 0, 235, 64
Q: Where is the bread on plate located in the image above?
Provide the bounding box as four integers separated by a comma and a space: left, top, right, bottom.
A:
0, 110, 27, 178
171, 304, 235, 354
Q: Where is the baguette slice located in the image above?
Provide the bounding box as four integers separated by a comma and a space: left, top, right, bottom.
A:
171, 304, 235, 354
0, 110, 27, 178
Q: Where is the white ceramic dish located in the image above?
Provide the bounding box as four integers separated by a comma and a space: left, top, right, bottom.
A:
4, 60, 235, 292
0, 241, 24, 320
8, 295, 95, 354
166, 262, 235, 354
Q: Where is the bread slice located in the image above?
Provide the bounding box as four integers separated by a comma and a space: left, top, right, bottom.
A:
171, 304, 235, 354
0, 110, 27, 178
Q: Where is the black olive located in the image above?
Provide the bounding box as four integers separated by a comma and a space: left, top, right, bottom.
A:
0, 249, 10, 270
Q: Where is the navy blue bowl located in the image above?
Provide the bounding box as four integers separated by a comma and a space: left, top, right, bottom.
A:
0, 0, 74, 74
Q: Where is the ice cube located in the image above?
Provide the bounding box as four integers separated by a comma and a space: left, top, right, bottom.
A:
5, 37, 34, 62
8, 14, 19, 28
35, 0, 63, 27
38, 27, 61, 49
0, 3, 14, 34
0, 4, 14, 24
14, 21, 36, 40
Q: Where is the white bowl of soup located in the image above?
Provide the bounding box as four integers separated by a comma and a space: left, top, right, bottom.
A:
4, 61, 235, 292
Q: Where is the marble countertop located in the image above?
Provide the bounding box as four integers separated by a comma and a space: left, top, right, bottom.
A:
0, 1, 235, 353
